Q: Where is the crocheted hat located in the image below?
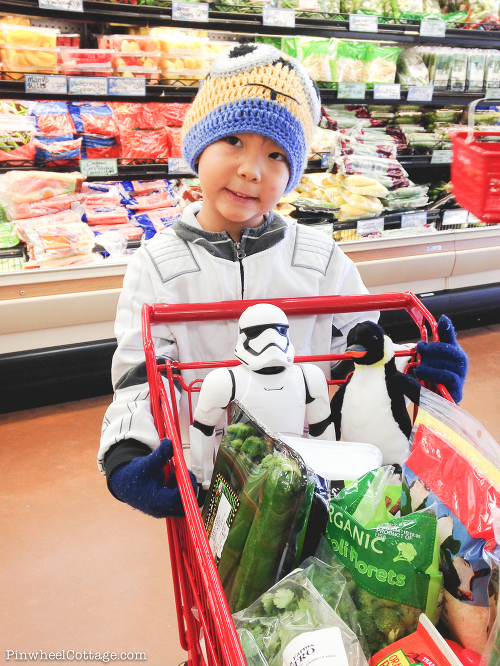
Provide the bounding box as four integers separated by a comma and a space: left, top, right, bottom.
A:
182, 43, 321, 194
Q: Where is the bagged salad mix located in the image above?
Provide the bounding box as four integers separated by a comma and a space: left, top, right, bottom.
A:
325, 466, 443, 656
363, 45, 402, 86
402, 388, 500, 654
331, 41, 367, 84
202, 401, 314, 614
297, 37, 336, 84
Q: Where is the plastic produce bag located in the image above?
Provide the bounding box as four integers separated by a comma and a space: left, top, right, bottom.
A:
4, 192, 83, 221
397, 49, 430, 88
125, 188, 175, 211
119, 127, 171, 163
132, 206, 182, 239
363, 45, 402, 86
81, 134, 120, 160
120, 179, 173, 196
337, 154, 408, 178
0, 221, 19, 248
33, 136, 82, 166
84, 205, 130, 227
24, 222, 95, 262
202, 401, 313, 614
297, 37, 335, 84
336, 173, 389, 197
0, 170, 85, 205
13, 209, 82, 242
339, 188, 384, 213
69, 102, 118, 137
232, 563, 368, 666
467, 50, 487, 93
331, 41, 367, 84
402, 387, 500, 654
326, 466, 443, 656
28, 101, 75, 137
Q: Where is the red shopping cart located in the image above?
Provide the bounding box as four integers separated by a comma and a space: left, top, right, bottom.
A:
142, 292, 452, 666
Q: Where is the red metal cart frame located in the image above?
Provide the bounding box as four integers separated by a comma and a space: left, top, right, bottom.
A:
142, 292, 451, 666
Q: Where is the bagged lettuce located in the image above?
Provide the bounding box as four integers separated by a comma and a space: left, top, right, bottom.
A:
331, 41, 367, 84
397, 49, 430, 88
364, 45, 402, 86
402, 388, 500, 654
326, 466, 442, 656
297, 37, 336, 84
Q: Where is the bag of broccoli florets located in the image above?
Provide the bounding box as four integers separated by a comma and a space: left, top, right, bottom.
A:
325, 466, 442, 657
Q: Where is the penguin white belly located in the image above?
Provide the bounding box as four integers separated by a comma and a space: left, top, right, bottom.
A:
340, 366, 410, 465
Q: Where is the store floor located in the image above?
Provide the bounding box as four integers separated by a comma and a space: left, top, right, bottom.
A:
1, 323, 499, 665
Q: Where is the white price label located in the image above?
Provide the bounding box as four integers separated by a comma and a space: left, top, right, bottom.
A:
401, 212, 428, 228
374, 83, 401, 100
485, 87, 500, 100
349, 14, 378, 32
25, 74, 67, 95
80, 159, 118, 178
442, 209, 468, 226
338, 82, 366, 99
39, 0, 83, 10
420, 18, 446, 37
357, 218, 384, 235
263, 7, 296, 27
68, 76, 107, 96
321, 153, 333, 168
172, 1, 209, 21
108, 77, 146, 96
299, 0, 318, 8
168, 157, 195, 174
431, 149, 453, 164
407, 85, 434, 102
427, 245, 442, 252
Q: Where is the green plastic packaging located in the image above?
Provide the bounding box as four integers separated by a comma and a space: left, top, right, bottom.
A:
364, 45, 402, 86
485, 51, 500, 89
0, 221, 19, 248
450, 51, 468, 92
467, 51, 487, 93
331, 40, 367, 84
396, 48, 430, 88
297, 37, 336, 83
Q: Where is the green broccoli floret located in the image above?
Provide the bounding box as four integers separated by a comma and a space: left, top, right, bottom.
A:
241, 436, 267, 460
357, 608, 385, 655
227, 423, 257, 440
231, 438, 243, 451
400, 604, 421, 630
374, 607, 404, 635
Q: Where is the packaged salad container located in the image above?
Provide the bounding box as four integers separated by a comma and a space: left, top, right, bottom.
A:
485, 50, 500, 89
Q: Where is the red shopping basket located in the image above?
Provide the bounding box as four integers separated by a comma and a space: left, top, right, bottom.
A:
142, 292, 452, 666
451, 97, 500, 223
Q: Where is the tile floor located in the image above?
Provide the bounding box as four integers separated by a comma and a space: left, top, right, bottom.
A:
1, 323, 499, 665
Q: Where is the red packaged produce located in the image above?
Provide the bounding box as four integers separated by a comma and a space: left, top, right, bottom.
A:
169, 126, 182, 157
125, 188, 175, 211
69, 102, 118, 137
6, 193, 83, 221
120, 179, 172, 196
109, 102, 144, 131
84, 205, 130, 226
119, 127, 171, 163
29, 101, 75, 137
81, 134, 120, 160
14, 209, 82, 242
82, 186, 122, 207
92, 223, 143, 240
141, 102, 191, 127
57, 34, 80, 48
33, 136, 82, 167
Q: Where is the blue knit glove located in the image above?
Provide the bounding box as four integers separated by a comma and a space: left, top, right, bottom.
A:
414, 315, 468, 403
109, 438, 198, 518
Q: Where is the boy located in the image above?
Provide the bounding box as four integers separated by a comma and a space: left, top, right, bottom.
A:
98, 44, 467, 518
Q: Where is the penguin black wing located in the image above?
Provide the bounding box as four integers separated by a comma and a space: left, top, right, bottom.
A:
330, 382, 347, 440
385, 358, 422, 439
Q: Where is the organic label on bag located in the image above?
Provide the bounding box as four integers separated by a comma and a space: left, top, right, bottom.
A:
205, 475, 239, 565
282, 627, 348, 666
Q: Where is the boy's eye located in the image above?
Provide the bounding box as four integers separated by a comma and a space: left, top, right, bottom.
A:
269, 152, 288, 163
224, 135, 243, 147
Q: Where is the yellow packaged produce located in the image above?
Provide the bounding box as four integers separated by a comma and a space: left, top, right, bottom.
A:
339, 188, 383, 213
0, 24, 58, 48
3, 45, 58, 70
335, 203, 380, 221
342, 174, 389, 197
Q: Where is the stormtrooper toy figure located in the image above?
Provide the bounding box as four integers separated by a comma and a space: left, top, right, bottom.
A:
189, 303, 335, 488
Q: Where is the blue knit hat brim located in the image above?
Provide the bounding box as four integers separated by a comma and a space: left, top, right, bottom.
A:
183, 97, 307, 195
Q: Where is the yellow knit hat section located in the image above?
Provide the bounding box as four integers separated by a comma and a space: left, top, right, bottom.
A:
182, 60, 316, 150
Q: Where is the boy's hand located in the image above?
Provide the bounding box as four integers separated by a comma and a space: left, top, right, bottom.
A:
414, 315, 468, 403
108, 438, 198, 518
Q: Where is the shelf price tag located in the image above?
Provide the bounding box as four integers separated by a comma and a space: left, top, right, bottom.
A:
80, 159, 118, 178
420, 18, 446, 37
349, 14, 378, 32
172, 1, 209, 22
431, 149, 453, 164
442, 209, 468, 226
25, 74, 67, 95
68, 76, 107, 96
321, 153, 333, 168
38, 0, 83, 11
373, 83, 400, 100
108, 77, 146, 96
485, 87, 500, 100
338, 82, 366, 99
401, 212, 428, 228
407, 85, 433, 102
168, 157, 195, 174
263, 7, 296, 28
357, 218, 384, 235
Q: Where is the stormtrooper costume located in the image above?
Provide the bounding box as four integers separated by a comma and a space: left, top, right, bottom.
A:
190, 303, 336, 487
98, 202, 377, 477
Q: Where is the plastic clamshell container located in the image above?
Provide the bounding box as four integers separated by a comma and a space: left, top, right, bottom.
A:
113, 51, 160, 69
114, 67, 160, 83
160, 55, 209, 71
0, 24, 59, 49
56, 34, 81, 48
3, 45, 58, 70
2, 64, 61, 81
202, 41, 237, 59
278, 436, 383, 481
61, 65, 113, 77
110, 34, 159, 53
60, 48, 114, 67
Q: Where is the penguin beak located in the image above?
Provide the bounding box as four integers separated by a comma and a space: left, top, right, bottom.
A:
345, 344, 367, 358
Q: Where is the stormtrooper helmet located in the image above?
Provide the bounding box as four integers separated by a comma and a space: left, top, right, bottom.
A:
234, 303, 295, 371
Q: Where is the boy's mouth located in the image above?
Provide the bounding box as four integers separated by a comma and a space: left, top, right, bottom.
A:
225, 188, 258, 203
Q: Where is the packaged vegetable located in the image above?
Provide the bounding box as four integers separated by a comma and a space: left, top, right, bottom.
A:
125, 188, 175, 211
326, 466, 443, 656
202, 401, 313, 614
450, 51, 468, 92
340, 174, 389, 197
0, 170, 85, 204
84, 205, 130, 226
485, 51, 500, 89
364, 45, 402, 86
132, 206, 182, 239
81, 134, 120, 160
119, 127, 171, 163
24, 222, 95, 262
397, 49, 430, 88
390, 0, 423, 18
466, 0, 499, 26
13, 208, 82, 242
467, 51, 487, 93
310, 126, 337, 156
297, 37, 336, 83
337, 154, 408, 179
0, 114, 35, 162
28, 101, 74, 137
33, 136, 81, 166
431, 50, 453, 91
339, 188, 384, 213
335, 203, 381, 221
383, 184, 428, 200
120, 179, 173, 196
233, 561, 368, 666
331, 41, 367, 84
5, 192, 83, 220
69, 102, 118, 137
402, 388, 500, 654
0, 221, 19, 248
380, 195, 429, 210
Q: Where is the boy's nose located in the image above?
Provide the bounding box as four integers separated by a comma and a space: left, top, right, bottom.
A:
237, 157, 261, 182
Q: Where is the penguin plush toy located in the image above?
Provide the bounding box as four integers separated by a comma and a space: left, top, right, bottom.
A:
330, 321, 422, 465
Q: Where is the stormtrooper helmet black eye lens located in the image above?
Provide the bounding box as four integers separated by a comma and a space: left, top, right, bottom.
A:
244, 325, 266, 340
276, 326, 288, 336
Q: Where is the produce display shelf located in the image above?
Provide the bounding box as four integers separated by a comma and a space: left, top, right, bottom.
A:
319, 89, 488, 106
306, 154, 452, 171
2, 0, 500, 47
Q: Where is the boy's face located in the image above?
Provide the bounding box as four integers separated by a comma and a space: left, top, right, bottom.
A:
196, 133, 290, 239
